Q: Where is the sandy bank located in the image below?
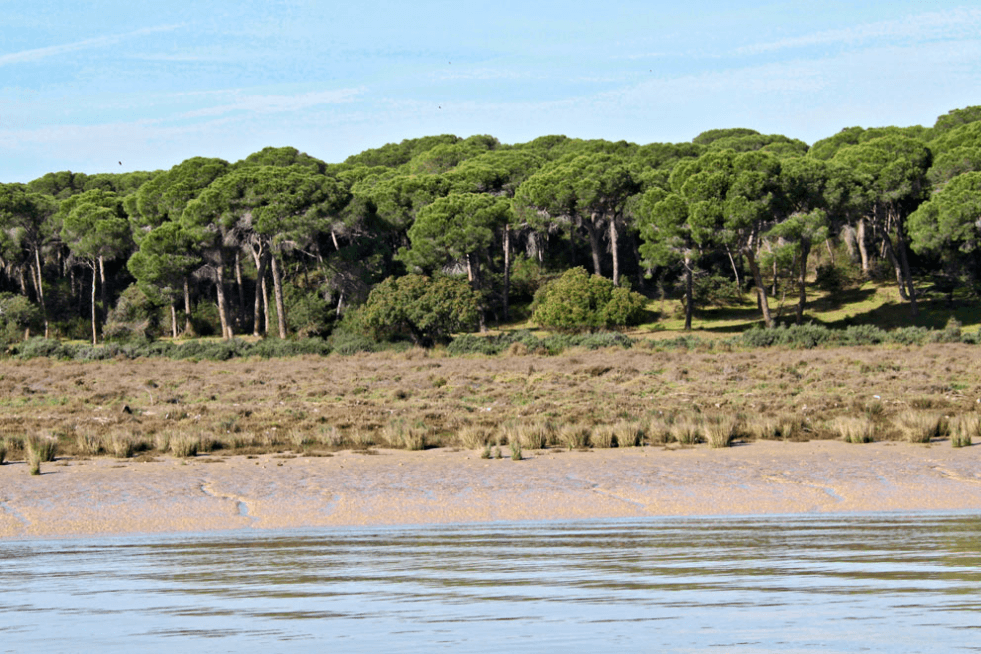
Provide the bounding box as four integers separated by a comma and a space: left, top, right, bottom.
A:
1, 441, 980, 539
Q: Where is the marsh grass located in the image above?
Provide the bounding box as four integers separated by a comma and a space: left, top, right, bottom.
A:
459, 425, 488, 450
832, 416, 875, 443
592, 425, 616, 448
612, 421, 643, 447
109, 432, 137, 458
4, 342, 981, 460
26, 433, 58, 462
75, 431, 104, 456
950, 414, 978, 448
705, 414, 739, 448
481, 442, 492, 459
558, 424, 591, 450
670, 416, 702, 445
0, 439, 6, 464
509, 439, 523, 460
385, 421, 430, 450
897, 411, 944, 443
170, 433, 199, 458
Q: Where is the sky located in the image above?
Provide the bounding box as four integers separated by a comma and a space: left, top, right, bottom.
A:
1, 0, 979, 182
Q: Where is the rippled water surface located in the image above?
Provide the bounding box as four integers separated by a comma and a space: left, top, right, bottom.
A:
2, 513, 980, 653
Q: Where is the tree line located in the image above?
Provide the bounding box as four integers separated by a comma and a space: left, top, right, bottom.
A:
2, 105, 981, 346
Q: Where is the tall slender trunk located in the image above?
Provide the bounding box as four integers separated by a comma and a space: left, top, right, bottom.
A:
725, 246, 741, 289
796, 241, 811, 325
894, 216, 918, 317
90, 264, 98, 345
170, 304, 178, 339
502, 224, 511, 321
33, 249, 48, 338
98, 255, 107, 326
584, 216, 602, 277
235, 250, 246, 330
684, 257, 694, 332
856, 217, 871, 275
214, 259, 232, 340
262, 276, 270, 335
270, 253, 287, 339
250, 245, 268, 337
183, 278, 194, 337
745, 247, 774, 329
880, 231, 909, 301
609, 216, 620, 287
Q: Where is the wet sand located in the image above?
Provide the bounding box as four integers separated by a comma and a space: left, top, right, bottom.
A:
1, 441, 980, 539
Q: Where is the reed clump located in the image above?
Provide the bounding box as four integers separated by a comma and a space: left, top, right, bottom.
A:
592, 425, 616, 448
612, 421, 643, 448
705, 414, 739, 448
26, 433, 58, 462
832, 416, 875, 443
950, 414, 978, 448
513, 419, 551, 450
169, 433, 199, 458
509, 439, 523, 460
0, 439, 7, 465
383, 420, 430, 450
897, 411, 944, 444
459, 424, 488, 450
670, 416, 702, 445
558, 424, 591, 450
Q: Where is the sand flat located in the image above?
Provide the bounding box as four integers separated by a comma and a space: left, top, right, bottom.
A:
1, 441, 980, 539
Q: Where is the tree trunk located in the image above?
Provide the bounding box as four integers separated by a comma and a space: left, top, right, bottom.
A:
502, 224, 511, 321
250, 246, 268, 337
856, 218, 871, 275
584, 216, 603, 277
609, 216, 620, 287
746, 248, 774, 329
90, 265, 98, 345
628, 229, 647, 292
796, 241, 811, 325
183, 278, 194, 337
170, 303, 178, 339
880, 231, 909, 301
684, 257, 694, 332
98, 255, 107, 326
270, 253, 287, 339
725, 246, 741, 289
235, 249, 246, 330
215, 260, 233, 340
33, 248, 49, 338
894, 217, 918, 317
262, 276, 270, 335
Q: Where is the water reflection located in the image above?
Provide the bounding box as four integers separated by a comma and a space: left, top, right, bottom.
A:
2, 513, 980, 652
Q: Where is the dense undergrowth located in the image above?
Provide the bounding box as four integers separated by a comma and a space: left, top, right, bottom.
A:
3, 318, 975, 362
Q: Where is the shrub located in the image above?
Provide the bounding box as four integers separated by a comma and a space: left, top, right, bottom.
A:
362, 274, 480, 345
532, 267, 646, 332
103, 284, 160, 342
950, 414, 979, 448
706, 415, 739, 448
0, 439, 6, 464
170, 433, 199, 458
0, 293, 44, 344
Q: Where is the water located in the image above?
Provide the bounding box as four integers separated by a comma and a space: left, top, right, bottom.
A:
2, 513, 980, 653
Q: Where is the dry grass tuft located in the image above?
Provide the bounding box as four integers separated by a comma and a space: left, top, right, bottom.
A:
0, 439, 7, 465
832, 416, 875, 443
26, 433, 58, 462
670, 416, 702, 445
592, 425, 616, 448
558, 424, 591, 450
459, 424, 489, 450
950, 414, 978, 448
169, 433, 199, 458
705, 414, 739, 448
896, 411, 944, 444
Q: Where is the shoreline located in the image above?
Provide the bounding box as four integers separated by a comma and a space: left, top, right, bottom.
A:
2, 440, 980, 540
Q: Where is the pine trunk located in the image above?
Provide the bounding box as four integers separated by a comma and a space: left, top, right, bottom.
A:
270, 254, 287, 339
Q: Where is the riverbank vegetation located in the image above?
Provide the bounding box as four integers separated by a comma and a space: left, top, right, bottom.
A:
2, 106, 981, 350
0, 342, 978, 464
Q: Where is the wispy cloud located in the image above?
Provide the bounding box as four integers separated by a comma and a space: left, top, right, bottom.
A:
0, 24, 183, 67
178, 88, 365, 119
739, 7, 981, 55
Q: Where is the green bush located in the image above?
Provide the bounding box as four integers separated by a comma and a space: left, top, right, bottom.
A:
532, 267, 646, 332
362, 274, 480, 345
0, 293, 43, 344
103, 284, 160, 342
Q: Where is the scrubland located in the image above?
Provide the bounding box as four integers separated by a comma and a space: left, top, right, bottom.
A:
0, 341, 977, 464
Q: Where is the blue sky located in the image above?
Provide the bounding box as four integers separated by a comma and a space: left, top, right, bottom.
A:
1, 0, 979, 182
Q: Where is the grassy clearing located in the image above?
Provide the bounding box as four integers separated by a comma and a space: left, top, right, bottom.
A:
0, 340, 979, 459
